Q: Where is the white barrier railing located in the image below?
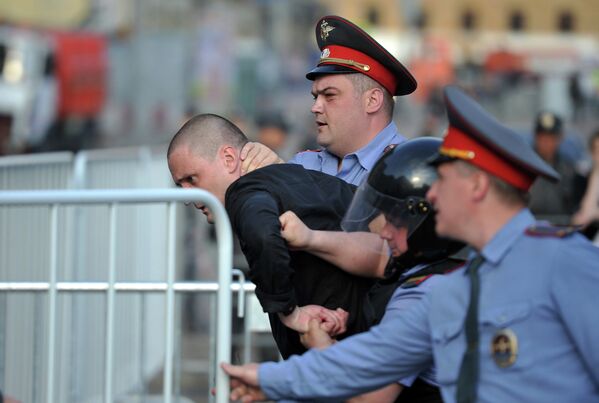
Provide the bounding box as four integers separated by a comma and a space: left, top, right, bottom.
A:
0, 189, 233, 403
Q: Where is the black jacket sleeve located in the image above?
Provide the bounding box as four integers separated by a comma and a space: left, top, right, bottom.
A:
229, 191, 297, 314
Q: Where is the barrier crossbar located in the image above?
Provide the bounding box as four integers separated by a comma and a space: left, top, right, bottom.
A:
0, 189, 234, 403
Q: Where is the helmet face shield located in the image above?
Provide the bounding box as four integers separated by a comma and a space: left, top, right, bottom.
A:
342, 182, 431, 237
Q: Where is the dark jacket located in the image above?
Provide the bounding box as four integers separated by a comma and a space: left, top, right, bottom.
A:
225, 164, 374, 358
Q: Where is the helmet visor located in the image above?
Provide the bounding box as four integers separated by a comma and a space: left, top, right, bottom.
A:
341, 182, 431, 237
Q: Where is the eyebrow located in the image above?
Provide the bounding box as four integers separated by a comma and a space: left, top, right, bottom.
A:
311, 86, 338, 97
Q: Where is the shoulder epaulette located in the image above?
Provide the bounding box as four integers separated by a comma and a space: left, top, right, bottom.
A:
400, 258, 465, 289
525, 223, 580, 238
383, 144, 399, 154
401, 274, 434, 289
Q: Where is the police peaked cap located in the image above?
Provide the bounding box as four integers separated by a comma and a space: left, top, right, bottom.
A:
534, 111, 563, 135
430, 86, 560, 191
306, 15, 417, 96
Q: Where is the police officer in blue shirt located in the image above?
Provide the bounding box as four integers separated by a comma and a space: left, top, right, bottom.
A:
240, 15, 417, 186
221, 86, 599, 403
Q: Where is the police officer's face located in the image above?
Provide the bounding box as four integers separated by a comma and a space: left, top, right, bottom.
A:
534, 132, 561, 162
426, 162, 471, 241
168, 146, 230, 224
310, 74, 367, 156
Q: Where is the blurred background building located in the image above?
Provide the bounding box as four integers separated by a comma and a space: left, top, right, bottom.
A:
0, 0, 597, 159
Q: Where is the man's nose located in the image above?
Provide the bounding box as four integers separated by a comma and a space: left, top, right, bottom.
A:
311, 97, 323, 114
379, 225, 392, 240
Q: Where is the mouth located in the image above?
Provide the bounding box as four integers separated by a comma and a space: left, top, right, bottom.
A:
316, 121, 327, 128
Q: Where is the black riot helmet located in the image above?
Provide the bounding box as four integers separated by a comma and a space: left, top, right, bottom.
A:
342, 137, 464, 266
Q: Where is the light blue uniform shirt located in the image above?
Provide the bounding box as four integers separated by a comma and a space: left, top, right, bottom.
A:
288, 122, 406, 186
259, 209, 599, 402
384, 264, 438, 388
261, 265, 444, 402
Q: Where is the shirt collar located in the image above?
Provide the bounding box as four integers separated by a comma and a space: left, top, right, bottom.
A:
330, 122, 400, 170
474, 208, 535, 266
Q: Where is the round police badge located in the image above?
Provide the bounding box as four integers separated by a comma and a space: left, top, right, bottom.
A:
490, 328, 518, 368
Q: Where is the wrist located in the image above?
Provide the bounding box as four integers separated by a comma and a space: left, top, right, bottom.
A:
280, 305, 297, 317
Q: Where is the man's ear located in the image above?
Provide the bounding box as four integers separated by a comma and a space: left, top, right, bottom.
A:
221, 145, 240, 174
364, 87, 384, 114
471, 170, 491, 202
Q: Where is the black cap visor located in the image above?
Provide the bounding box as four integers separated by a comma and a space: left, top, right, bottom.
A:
305, 64, 360, 81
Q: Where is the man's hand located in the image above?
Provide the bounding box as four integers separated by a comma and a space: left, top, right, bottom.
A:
221, 362, 266, 402
279, 210, 313, 250
300, 318, 336, 350
240, 142, 284, 174
278, 305, 348, 336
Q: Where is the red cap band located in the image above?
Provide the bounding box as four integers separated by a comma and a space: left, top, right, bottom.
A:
319, 45, 397, 95
441, 126, 535, 191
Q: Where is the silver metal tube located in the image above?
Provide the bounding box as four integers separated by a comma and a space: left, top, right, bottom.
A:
163, 202, 177, 403
104, 203, 118, 403
231, 269, 246, 318
212, 193, 233, 403
0, 282, 256, 292
46, 205, 58, 403
0, 189, 226, 205
243, 292, 252, 364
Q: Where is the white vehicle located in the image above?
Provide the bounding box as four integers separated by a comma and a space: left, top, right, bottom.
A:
0, 26, 107, 154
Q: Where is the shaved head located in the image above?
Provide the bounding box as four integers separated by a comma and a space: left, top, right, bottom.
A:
168, 113, 249, 159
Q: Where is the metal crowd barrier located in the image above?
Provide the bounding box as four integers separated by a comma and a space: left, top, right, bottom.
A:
0, 189, 233, 403
0, 151, 74, 190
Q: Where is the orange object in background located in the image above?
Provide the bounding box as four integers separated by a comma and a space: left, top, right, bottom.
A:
484, 49, 526, 73
52, 31, 107, 118
409, 36, 455, 103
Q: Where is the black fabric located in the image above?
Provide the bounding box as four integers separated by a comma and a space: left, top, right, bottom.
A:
395, 377, 443, 403
357, 257, 465, 332
225, 164, 373, 358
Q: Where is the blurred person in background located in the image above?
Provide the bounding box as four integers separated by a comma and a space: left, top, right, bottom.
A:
279, 138, 465, 402
528, 111, 580, 222
572, 129, 599, 242
254, 112, 293, 160
240, 15, 417, 186
167, 113, 379, 359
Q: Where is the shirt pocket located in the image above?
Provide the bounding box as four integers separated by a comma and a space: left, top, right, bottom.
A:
480, 301, 534, 371
431, 319, 464, 386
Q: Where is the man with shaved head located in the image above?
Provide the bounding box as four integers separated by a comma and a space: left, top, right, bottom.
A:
168, 113, 376, 358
